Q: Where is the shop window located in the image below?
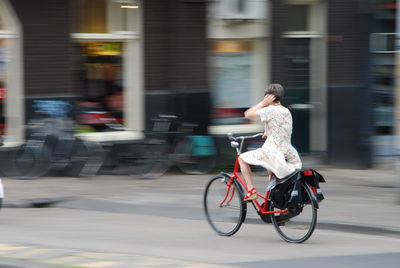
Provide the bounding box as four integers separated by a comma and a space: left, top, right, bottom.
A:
75, 42, 124, 132
286, 5, 309, 32
73, 0, 141, 132
76, 0, 139, 33
209, 41, 253, 125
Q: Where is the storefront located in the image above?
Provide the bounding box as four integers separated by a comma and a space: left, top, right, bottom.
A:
71, 0, 143, 133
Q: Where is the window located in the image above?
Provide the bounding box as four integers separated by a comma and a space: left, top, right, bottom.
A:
75, 42, 124, 132
372, 54, 395, 135
75, 0, 139, 33
73, 1, 142, 132
287, 38, 310, 89
77, 0, 107, 33
286, 5, 309, 32
209, 41, 253, 125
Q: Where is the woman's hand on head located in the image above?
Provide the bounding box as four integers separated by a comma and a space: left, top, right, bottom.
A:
244, 94, 275, 120
261, 94, 276, 107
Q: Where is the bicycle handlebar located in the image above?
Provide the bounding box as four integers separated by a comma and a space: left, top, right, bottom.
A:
227, 132, 263, 141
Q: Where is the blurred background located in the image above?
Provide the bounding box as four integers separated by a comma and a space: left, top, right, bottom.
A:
1, 1, 400, 267
0, 0, 399, 178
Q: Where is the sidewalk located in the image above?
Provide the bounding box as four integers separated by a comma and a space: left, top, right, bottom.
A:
1, 167, 400, 235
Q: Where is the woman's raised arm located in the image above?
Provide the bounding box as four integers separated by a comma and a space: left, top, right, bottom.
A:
244, 94, 276, 120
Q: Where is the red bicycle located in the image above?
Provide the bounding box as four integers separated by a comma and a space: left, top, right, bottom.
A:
203, 133, 324, 243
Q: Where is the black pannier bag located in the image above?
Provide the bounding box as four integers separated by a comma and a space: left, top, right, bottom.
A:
270, 169, 325, 209
270, 180, 293, 209
268, 172, 302, 223
268, 170, 325, 224
270, 172, 302, 209
302, 169, 325, 202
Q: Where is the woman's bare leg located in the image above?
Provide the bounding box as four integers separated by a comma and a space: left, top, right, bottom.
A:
238, 156, 254, 190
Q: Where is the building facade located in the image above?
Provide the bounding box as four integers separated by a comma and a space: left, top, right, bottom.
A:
207, 0, 394, 168
0, 0, 397, 168
1, 0, 209, 141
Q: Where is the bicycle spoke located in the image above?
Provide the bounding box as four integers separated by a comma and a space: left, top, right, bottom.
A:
204, 175, 246, 236
269, 183, 318, 243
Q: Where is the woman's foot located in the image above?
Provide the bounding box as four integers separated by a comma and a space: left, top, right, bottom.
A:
244, 187, 258, 202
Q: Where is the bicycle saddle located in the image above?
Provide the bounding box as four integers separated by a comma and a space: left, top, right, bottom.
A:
275, 170, 301, 184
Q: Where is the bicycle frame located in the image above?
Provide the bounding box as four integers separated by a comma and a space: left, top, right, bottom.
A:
219, 134, 289, 216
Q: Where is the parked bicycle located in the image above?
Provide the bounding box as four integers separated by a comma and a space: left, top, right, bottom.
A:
203, 133, 325, 243
139, 115, 216, 176
100, 115, 217, 179
0, 118, 104, 179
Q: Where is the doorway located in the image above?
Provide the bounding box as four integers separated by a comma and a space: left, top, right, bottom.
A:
285, 38, 310, 153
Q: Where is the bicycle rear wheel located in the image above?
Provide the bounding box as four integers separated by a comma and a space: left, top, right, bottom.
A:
203, 175, 246, 236
268, 183, 318, 243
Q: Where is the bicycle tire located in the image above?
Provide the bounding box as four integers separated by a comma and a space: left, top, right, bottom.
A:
64, 140, 105, 177
2, 143, 51, 179
268, 182, 318, 243
129, 144, 169, 179
203, 175, 246, 236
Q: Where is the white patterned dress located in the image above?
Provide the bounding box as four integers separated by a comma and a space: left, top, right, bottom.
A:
240, 105, 302, 179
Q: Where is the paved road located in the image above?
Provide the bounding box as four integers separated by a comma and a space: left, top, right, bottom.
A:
0, 168, 399, 267
1, 207, 399, 267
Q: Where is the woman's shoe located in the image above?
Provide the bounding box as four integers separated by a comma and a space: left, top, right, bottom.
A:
244, 187, 258, 202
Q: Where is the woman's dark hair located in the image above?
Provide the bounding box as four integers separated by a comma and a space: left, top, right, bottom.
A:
264, 83, 284, 102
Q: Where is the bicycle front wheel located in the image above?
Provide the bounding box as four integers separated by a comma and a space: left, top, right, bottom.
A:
269, 183, 318, 243
203, 175, 246, 236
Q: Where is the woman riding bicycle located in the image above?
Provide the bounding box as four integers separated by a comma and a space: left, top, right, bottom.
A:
238, 84, 302, 201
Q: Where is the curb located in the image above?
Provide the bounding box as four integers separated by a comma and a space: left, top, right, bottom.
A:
316, 221, 400, 238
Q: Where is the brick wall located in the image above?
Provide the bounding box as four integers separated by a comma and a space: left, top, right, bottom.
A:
327, 0, 363, 83
327, 0, 373, 168
143, 0, 207, 92
143, 0, 209, 134
9, 0, 76, 97
270, 0, 288, 85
